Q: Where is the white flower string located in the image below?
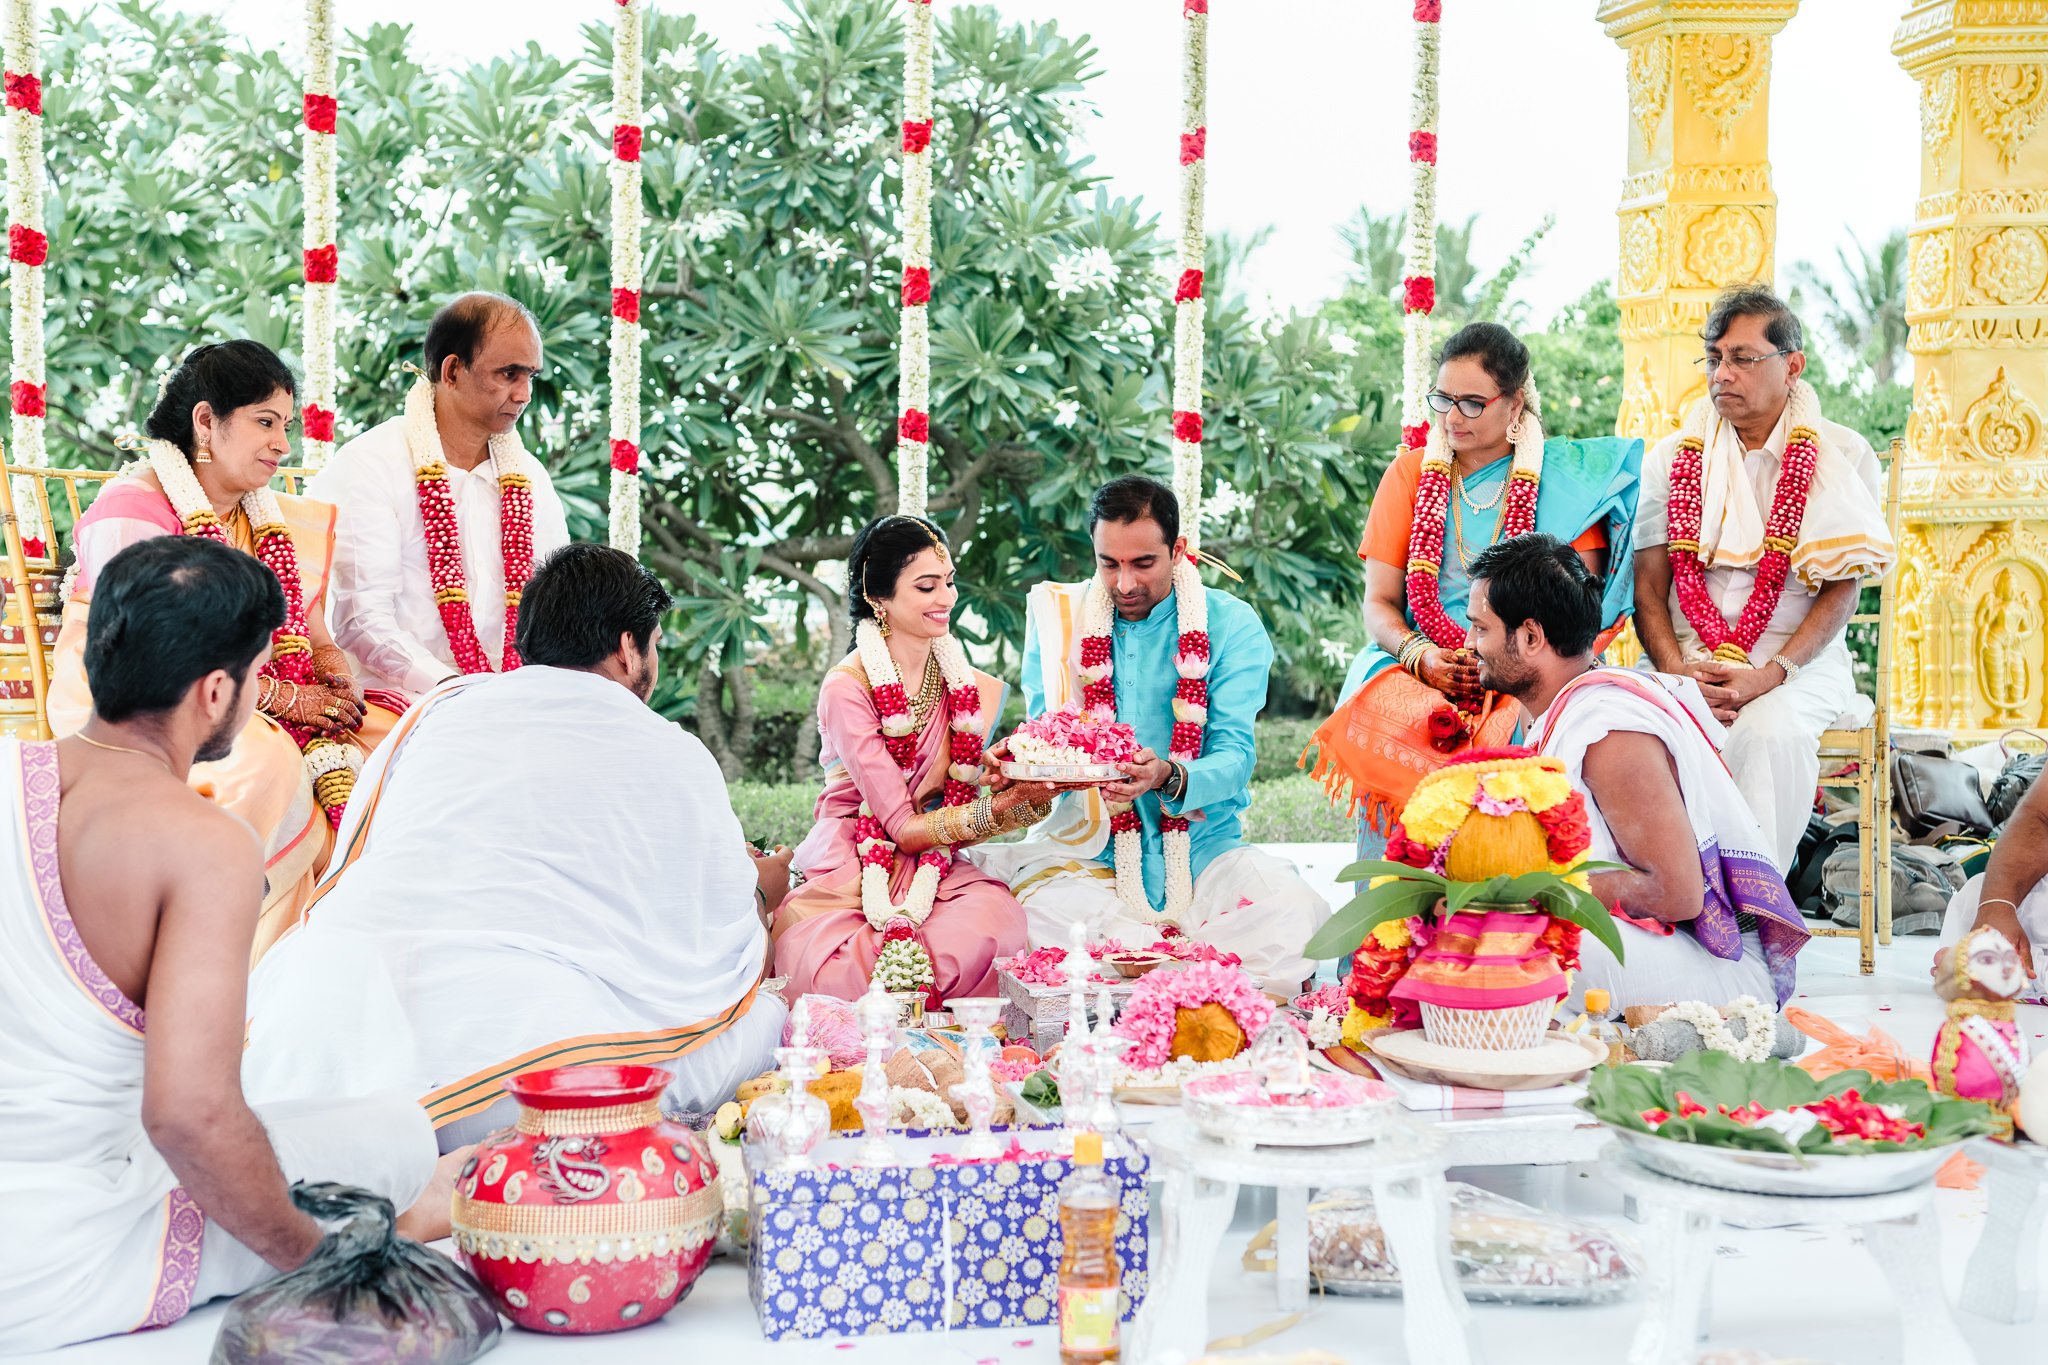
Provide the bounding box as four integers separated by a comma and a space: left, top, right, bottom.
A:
1661, 996, 1775, 1064
893, 0, 936, 517
1170, 0, 1208, 549
1077, 556, 1210, 922
852, 617, 981, 930
1397, 0, 1442, 458
607, 0, 646, 552
4, 0, 47, 468
298, 0, 338, 465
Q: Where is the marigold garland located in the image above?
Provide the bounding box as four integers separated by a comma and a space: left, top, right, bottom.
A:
894, 0, 936, 517
147, 441, 359, 825
299, 0, 338, 465
5, 0, 45, 468
1078, 556, 1210, 921
607, 0, 645, 552
1171, 0, 1207, 547
401, 379, 540, 675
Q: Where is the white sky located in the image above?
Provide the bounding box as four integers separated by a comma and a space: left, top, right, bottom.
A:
173, 0, 1916, 321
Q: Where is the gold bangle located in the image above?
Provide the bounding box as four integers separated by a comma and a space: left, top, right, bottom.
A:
923, 809, 952, 848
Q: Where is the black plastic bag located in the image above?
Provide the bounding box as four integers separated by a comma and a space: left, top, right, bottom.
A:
211, 1183, 501, 1364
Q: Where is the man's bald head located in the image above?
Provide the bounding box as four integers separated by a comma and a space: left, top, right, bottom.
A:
424, 292, 540, 387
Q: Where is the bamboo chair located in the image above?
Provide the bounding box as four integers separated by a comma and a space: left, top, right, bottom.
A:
0, 448, 315, 741
1808, 439, 1904, 976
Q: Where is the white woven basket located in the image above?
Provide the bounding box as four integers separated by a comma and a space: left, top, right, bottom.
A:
1418, 999, 1553, 1052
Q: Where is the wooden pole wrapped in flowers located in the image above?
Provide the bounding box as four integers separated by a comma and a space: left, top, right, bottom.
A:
298, 0, 338, 466
893, 0, 935, 518
607, 0, 645, 552
1170, 0, 1206, 546
4, 0, 46, 470
1307, 747, 1621, 1054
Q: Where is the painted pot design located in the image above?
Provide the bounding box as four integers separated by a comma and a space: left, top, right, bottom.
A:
451, 1064, 722, 1334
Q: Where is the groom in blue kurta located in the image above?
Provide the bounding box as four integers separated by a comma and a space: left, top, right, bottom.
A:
968, 477, 1331, 992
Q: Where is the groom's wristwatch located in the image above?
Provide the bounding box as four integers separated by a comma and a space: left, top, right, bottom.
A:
1162, 761, 1188, 802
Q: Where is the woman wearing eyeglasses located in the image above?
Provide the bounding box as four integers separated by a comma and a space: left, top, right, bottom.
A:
1309, 321, 1642, 848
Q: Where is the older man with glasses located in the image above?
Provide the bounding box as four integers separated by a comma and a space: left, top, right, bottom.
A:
1630, 287, 1895, 874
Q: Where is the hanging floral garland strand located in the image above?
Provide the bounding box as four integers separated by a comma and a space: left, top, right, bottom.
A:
4, 0, 46, 471
607, 0, 645, 552
1399, 0, 1441, 457
299, 0, 339, 466
894, 0, 935, 517
1171, 0, 1207, 550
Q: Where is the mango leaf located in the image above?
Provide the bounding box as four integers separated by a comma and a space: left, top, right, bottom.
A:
1534, 884, 1626, 963
1303, 880, 1444, 961
1335, 859, 1447, 887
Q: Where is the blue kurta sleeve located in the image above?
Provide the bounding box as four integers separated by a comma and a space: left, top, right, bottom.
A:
1162, 591, 1272, 817
1020, 601, 1048, 721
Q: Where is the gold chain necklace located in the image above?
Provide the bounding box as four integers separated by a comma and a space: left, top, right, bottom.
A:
906, 650, 943, 731
74, 731, 172, 773
1449, 483, 1507, 572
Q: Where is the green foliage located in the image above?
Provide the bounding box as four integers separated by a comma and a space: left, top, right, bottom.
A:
728, 780, 821, 850
1240, 773, 1357, 844
1305, 861, 1629, 964
1583, 1052, 2003, 1155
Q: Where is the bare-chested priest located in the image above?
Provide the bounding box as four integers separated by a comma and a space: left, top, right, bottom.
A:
0, 536, 450, 1353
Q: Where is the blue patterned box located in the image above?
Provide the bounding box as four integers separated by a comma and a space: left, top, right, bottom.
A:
746, 1126, 1149, 1340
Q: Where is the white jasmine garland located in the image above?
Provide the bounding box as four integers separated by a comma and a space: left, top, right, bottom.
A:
1661, 996, 1775, 1064
893, 0, 935, 518
299, 0, 337, 466
1172, 1, 1207, 550
5, 0, 45, 467
607, 0, 645, 553
888, 1085, 958, 1130
1400, 11, 1441, 443
872, 936, 935, 991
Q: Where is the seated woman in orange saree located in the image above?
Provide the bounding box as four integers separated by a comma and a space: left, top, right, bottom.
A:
47, 342, 399, 960
1309, 323, 1640, 848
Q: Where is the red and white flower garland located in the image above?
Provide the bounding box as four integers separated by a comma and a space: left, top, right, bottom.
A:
1078, 556, 1209, 921
5, 0, 47, 469
402, 379, 540, 674
299, 0, 338, 466
1397, 0, 1441, 458
894, 0, 936, 517
607, 0, 645, 553
147, 441, 360, 824
1170, 0, 1207, 547
1667, 385, 1819, 664
1404, 392, 1545, 649
852, 617, 982, 931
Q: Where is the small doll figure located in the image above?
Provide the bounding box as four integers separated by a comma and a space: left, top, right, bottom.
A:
1931, 925, 2031, 1132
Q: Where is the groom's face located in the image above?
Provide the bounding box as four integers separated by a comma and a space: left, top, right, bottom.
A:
1092, 516, 1186, 621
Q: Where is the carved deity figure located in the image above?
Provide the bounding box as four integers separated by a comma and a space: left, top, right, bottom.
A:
1975, 567, 2039, 723
1932, 926, 2030, 1133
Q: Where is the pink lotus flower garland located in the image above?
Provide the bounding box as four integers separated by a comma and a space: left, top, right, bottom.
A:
1667, 428, 1818, 663
1007, 703, 1141, 767
1078, 556, 1211, 920
1113, 961, 1272, 1070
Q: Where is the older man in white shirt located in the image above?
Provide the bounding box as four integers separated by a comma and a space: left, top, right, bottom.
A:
307, 292, 571, 703
1630, 288, 1894, 874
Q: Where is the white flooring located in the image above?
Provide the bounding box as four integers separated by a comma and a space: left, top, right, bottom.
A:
21, 844, 2047, 1365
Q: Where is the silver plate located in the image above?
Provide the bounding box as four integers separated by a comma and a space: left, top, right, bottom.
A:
999, 760, 1122, 783
1611, 1127, 1967, 1196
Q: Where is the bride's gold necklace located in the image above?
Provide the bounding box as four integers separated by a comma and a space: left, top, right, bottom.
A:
906, 650, 943, 731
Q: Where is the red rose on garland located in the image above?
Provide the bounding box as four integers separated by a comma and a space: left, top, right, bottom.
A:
1539, 918, 1581, 974
882, 920, 917, 944
1384, 822, 1432, 868
1534, 794, 1594, 863
1425, 704, 1465, 754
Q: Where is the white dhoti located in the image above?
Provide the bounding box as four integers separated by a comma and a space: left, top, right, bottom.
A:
1015, 846, 1327, 993
1566, 926, 1772, 1014
1720, 638, 1862, 874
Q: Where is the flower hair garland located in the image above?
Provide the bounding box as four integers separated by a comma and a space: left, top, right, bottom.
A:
1396, 0, 1441, 459
607, 0, 646, 552
851, 616, 982, 933
5, 0, 47, 468
1078, 556, 1210, 920
1667, 381, 1820, 663
298, 0, 339, 466
894, 0, 936, 517
1171, 0, 1207, 549
1112, 960, 1272, 1071
147, 440, 360, 824
401, 378, 541, 674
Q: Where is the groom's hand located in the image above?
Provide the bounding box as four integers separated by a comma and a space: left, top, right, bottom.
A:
1103, 747, 1172, 805
981, 737, 1015, 791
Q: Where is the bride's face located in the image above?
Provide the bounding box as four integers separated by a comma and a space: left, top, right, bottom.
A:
876, 547, 957, 641
191, 387, 295, 497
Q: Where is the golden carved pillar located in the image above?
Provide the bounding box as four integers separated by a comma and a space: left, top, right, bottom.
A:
1601, 1, 1799, 448
1895, 2, 2048, 734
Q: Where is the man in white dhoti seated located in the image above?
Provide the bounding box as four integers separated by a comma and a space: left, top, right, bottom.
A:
968, 476, 1330, 992
243, 544, 789, 1151
1466, 534, 1810, 1012
0, 537, 443, 1354
1939, 775, 2048, 998
1630, 288, 1894, 873
305, 292, 571, 704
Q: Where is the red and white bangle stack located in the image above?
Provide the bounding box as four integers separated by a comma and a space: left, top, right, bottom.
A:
1398, 0, 1441, 458
894, 0, 935, 518
1170, 0, 1207, 546
5, 0, 46, 469
607, 0, 645, 552
299, 0, 338, 465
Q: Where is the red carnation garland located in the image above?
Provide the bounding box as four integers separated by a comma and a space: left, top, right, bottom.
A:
1667, 428, 1818, 663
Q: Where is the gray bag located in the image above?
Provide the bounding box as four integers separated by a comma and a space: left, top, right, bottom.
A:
1820, 839, 1964, 935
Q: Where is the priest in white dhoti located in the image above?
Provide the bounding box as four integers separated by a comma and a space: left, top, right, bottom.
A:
969, 477, 1330, 992
1467, 534, 1810, 1012
244, 545, 788, 1150
305, 292, 571, 703
0, 536, 439, 1354
1630, 288, 1893, 873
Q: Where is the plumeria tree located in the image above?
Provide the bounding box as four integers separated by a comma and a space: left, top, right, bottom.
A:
6, 0, 1381, 770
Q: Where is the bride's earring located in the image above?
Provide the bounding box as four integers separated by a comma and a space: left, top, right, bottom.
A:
874, 607, 891, 637
194, 445, 213, 464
